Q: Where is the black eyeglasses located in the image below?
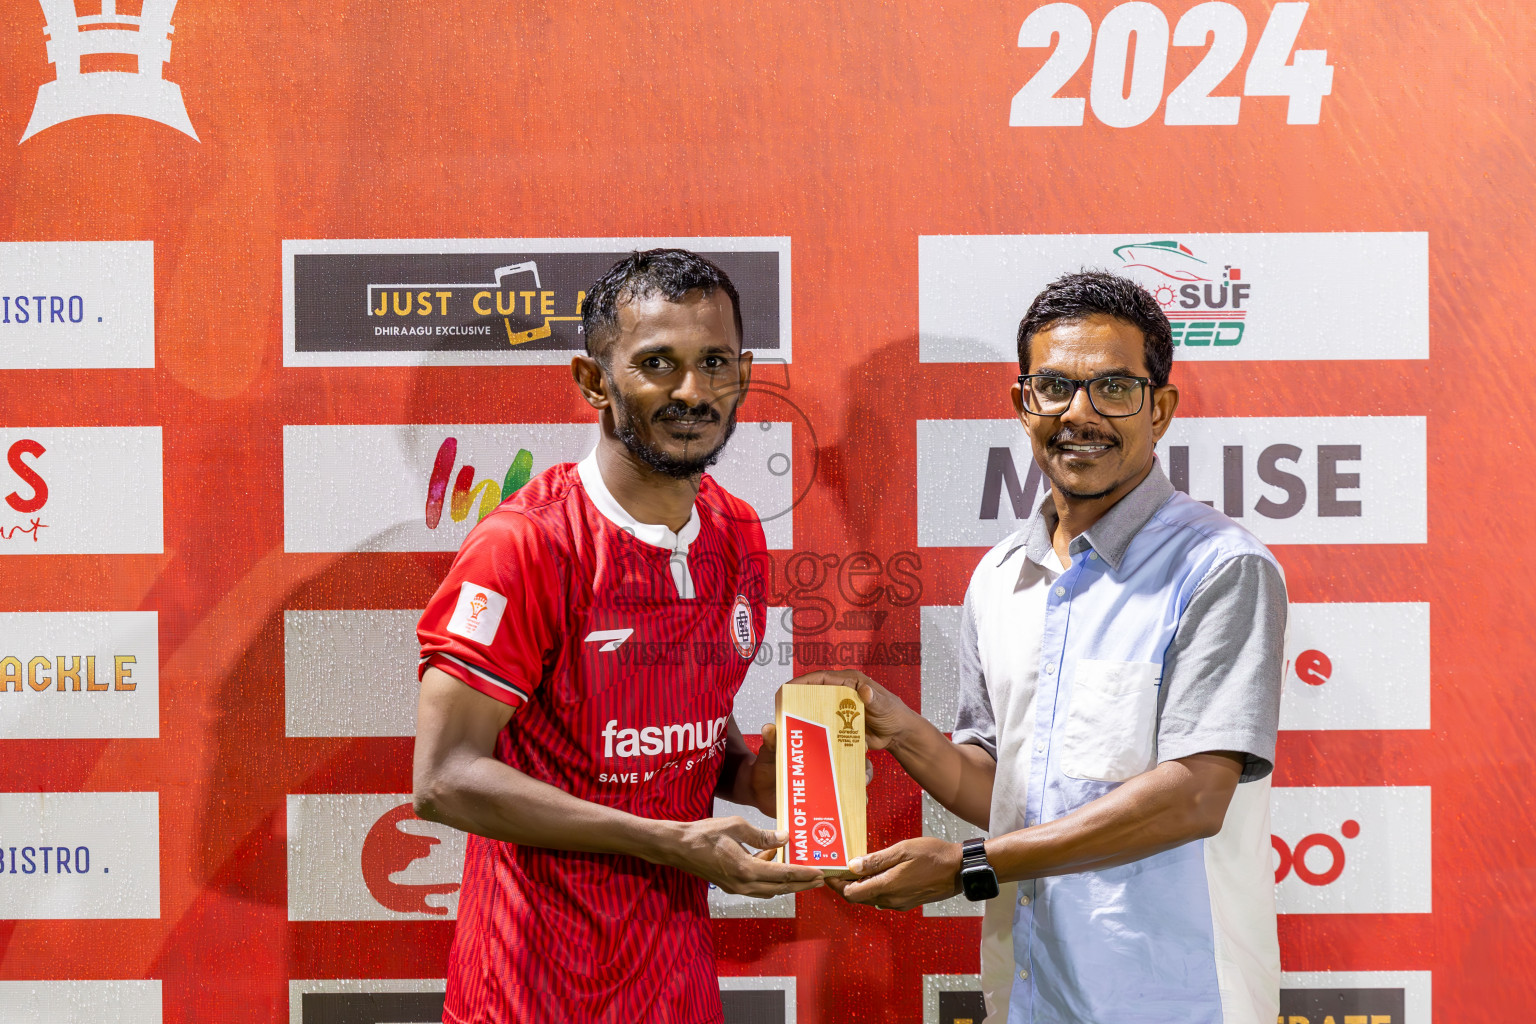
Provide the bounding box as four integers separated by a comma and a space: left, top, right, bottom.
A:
1016, 374, 1152, 418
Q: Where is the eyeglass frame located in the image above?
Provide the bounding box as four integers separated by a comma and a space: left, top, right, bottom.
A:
1015, 373, 1155, 419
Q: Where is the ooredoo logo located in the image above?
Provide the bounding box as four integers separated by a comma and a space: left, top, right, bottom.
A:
1271, 786, 1430, 915
360, 803, 460, 917
22, 0, 198, 143
1272, 819, 1359, 886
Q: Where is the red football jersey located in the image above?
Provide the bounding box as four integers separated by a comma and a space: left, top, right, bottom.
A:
417, 452, 769, 1024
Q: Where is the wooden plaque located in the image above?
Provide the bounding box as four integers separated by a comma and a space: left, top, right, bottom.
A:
775, 683, 867, 875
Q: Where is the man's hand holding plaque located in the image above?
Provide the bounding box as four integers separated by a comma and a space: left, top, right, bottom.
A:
786, 669, 992, 911
773, 682, 868, 875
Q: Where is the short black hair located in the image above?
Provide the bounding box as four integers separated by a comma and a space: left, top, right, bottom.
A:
1016, 271, 1174, 387
581, 248, 743, 362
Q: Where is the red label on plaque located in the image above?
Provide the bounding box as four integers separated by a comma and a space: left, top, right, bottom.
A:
783, 714, 846, 866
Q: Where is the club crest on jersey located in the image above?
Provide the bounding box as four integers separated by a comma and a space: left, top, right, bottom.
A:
447, 581, 508, 645
729, 595, 756, 659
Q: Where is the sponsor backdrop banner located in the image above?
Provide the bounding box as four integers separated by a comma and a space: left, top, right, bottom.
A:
0, 0, 1530, 1021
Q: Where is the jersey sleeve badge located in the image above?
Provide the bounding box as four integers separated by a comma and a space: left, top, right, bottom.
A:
447, 581, 509, 645
730, 594, 757, 659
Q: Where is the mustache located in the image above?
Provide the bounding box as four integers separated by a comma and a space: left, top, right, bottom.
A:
1049, 428, 1118, 447
653, 401, 720, 423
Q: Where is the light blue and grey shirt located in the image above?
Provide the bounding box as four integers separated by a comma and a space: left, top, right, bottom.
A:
952, 458, 1286, 1024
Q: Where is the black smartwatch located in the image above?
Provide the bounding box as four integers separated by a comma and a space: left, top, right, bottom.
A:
958, 837, 999, 901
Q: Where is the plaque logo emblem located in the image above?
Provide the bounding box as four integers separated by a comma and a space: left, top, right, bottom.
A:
835, 697, 861, 746
23, 0, 199, 143
812, 821, 838, 848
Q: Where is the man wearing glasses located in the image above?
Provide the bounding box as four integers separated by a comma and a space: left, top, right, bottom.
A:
805, 272, 1286, 1023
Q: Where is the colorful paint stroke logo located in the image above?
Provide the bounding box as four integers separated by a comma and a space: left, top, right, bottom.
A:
1111, 240, 1253, 349
22, 0, 198, 143
424, 437, 533, 528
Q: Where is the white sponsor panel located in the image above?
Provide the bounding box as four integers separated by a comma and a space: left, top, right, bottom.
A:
0, 427, 162, 554
0, 792, 159, 919
0, 612, 158, 739
0, 980, 162, 1023
0, 242, 155, 368
916, 417, 1425, 548
922, 792, 985, 918
923, 975, 984, 1024
1282, 603, 1430, 731
734, 608, 797, 737
286, 605, 792, 741
1280, 970, 1432, 1022
919, 233, 1428, 362
718, 977, 796, 1024
289, 979, 445, 1024
920, 605, 964, 733
287, 794, 466, 921
918, 607, 987, 916
285, 610, 420, 738
282, 236, 791, 367
711, 606, 795, 919
707, 811, 794, 919
1272, 787, 1430, 915
920, 602, 1431, 734
284, 423, 794, 552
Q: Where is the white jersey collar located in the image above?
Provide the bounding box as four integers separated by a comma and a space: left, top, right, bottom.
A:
577, 449, 702, 600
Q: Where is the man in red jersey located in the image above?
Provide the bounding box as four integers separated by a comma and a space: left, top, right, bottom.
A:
414, 249, 822, 1024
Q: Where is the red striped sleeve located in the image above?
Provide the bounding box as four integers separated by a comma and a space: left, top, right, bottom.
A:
416, 506, 562, 710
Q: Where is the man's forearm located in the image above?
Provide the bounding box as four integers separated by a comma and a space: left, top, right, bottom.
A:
887, 712, 996, 830
416, 750, 679, 864
983, 752, 1242, 883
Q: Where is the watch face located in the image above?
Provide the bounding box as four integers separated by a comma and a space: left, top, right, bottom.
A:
961, 865, 1000, 902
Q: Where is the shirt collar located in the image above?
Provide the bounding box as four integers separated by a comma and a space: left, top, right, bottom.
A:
576, 449, 702, 554
1021, 457, 1176, 571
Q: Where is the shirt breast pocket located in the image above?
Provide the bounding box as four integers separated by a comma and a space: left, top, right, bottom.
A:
1059, 659, 1160, 783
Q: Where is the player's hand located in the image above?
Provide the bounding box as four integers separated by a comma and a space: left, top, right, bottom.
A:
659, 816, 825, 898
784, 670, 915, 752
825, 837, 963, 911
748, 724, 778, 817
